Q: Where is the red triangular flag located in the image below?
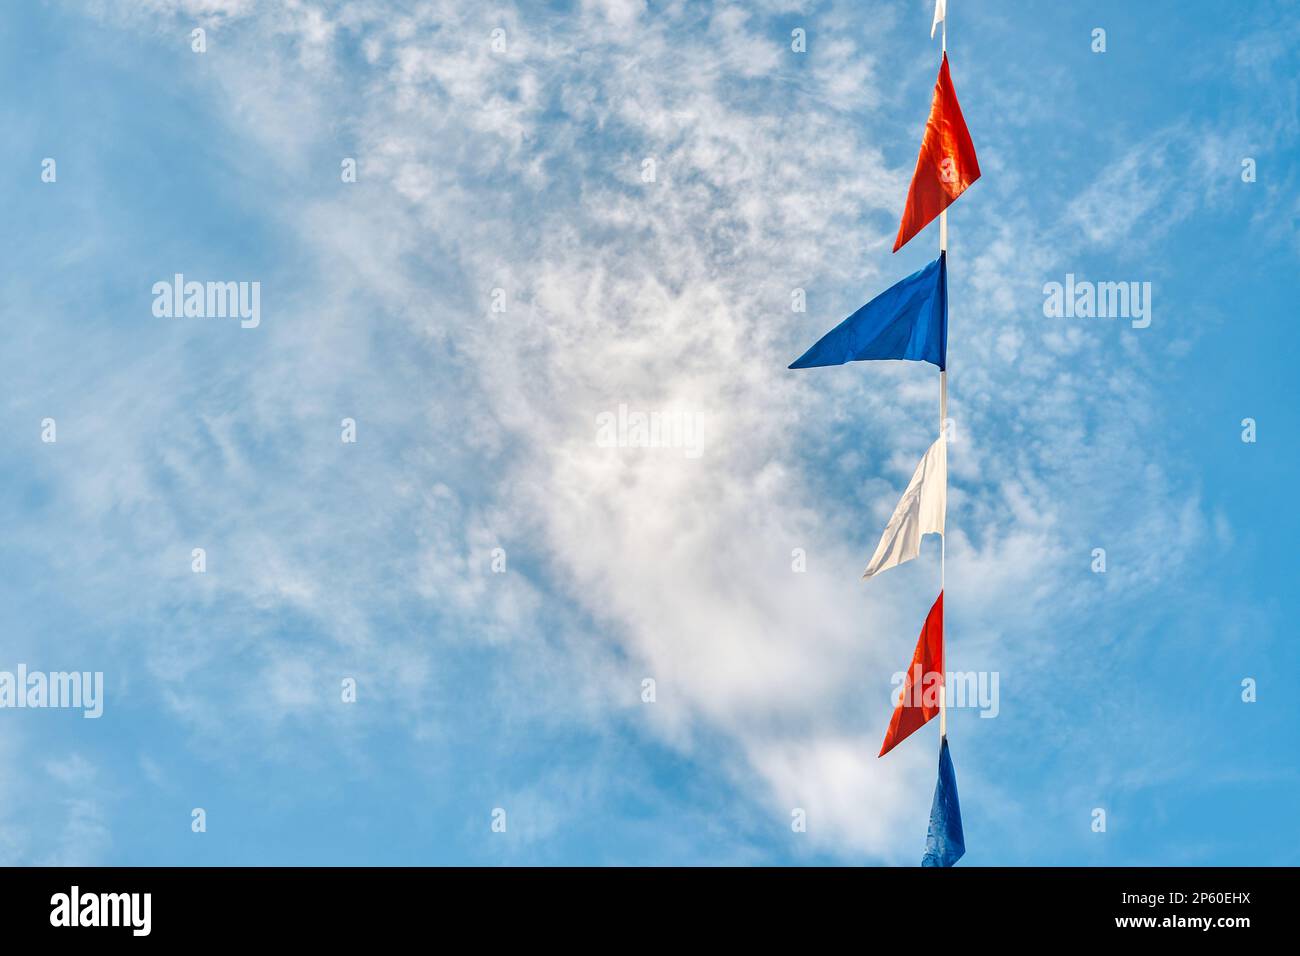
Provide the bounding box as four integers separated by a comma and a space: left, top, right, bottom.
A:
878, 591, 944, 757
893, 54, 981, 253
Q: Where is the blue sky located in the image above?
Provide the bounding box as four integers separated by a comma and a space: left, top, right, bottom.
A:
0, 0, 1296, 866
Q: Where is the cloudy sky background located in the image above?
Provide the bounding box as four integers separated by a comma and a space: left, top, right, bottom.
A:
1, 0, 1296, 865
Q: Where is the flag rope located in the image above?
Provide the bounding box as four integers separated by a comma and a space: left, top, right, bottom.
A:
937, 10, 949, 745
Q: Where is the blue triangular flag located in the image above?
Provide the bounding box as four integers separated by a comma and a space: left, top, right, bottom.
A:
789, 253, 947, 371
921, 736, 965, 867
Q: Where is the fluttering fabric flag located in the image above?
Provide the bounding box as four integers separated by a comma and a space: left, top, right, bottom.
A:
930, 0, 946, 39
788, 254, 947, 372
878, 591, 943, 757
921, 737, 966, 866
893, 53, 981, 253
862, 436, 946, 579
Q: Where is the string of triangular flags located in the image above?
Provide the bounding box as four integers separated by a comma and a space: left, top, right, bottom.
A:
788, 0, 979, 867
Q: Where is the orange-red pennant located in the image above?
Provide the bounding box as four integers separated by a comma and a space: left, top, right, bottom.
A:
879, 591, 944, 757
893, 54, 981, 253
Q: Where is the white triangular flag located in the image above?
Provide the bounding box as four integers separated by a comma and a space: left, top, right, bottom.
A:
931, 0, 947, 39
862, 437, 947, 579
